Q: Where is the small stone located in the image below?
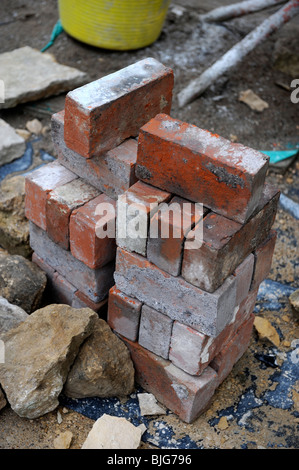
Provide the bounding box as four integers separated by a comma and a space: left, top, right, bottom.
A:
26, 119, 43, 135
0, 252, 47, 313
137, 393, 166, 416
15, 129, 31, 141
81, 414, 143, 449
218, 416, 229, 430
53, 431, 73, 449
0, 118, 26, 166
289, 290, 299, 313
254, 316, 280, 347
57, 410, 62, 424
0, 296, 29, 336
239, 89, 269, 112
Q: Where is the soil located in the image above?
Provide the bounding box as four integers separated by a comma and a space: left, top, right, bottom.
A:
0, 0, 298, 451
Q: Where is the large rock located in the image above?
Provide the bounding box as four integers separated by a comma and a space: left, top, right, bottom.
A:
64, 318, 135, 399
0, 251, 47, 313
0, 296, 28, 336
82, 414, 143, 449
0, 46, 87, 109
0, 304, 97, 419
0, 119, 26, 166
0, 175, 31, 258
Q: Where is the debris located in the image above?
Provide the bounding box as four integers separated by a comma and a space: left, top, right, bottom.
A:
64, 318, 135, 399
26, 118, 43, 135
200, 0, 284, 23
0, 296, 28, 336
275, 81, 291, 92
0, 119, 26, 166
15, 129, 31, 141
41, 19, 64, 53
57, 410, 63, 424
218, 416, 229, 430
238, 89, 269, 112
53, 431, 73, 449
254, 353, 279, 367
137, 392, 167, 416
289, 289, 299, 313
178, 0, 299, 107
260, 149, 298, 164
81, 414, 143, 449
0, 305, 97, 419
0, 46, 87, 109
253, 316, 280, 347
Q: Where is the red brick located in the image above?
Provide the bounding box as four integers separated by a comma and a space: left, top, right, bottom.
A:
138, 305, 173, 360
46, 178, 100, 249
169, 288, 258, 376
70, 193, 116, 269
25, 162, 77, 230
64, 58, 173, 158
72, 290, 108, 318
147, 196, 208, 276
136, 114, 269, 224
120, 336, 218, 423
107, 286, 142, 341
181, 184, 280, 292
210, 313, 255, 386
116, 181, 171, 256
250, 230, 277, 291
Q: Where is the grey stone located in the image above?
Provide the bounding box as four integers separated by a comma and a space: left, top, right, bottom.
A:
0, 119, 26, 166
0, 304, 97, 419
0, 296, 28, 336
29, 222, 114, 303
137, 393, 166, 416
0, 46, 87, 109
64, 318, 135, 398
0, 251, 47, 313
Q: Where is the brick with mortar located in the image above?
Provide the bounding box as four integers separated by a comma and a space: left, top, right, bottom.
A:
107, 286, 142, 341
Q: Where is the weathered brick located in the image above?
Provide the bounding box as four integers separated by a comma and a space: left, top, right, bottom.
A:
234, 254, 255, 306
210, 313, 255, 386
25, 161, 77, 230
70, 193, 116, 269
169, 288, 258, 376
72, 290, 108, 318
30, 221, 115, 302
181, 184, 280, 292
114, 248, 238, 337
120, 336, 218, 423
147, 196, 208, 276
52, 110, 138, 199
138, 305, 173, 360
107, 286, 142, 341
136, 114, 269, 224
116, 181, 171, 257
46, 178, 100, 249
64, 58, 174, 158
250, 230, 277, 291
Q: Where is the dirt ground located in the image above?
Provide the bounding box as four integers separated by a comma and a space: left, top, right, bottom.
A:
0, 0, 298, 451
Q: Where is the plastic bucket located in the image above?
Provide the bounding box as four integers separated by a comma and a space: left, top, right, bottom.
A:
58, 0, 171, 50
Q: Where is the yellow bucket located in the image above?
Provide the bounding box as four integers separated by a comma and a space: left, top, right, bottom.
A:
58, 0, 171, 51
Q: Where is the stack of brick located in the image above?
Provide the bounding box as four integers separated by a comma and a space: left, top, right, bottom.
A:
24, 58, 174, 314
107, 113, 280, 423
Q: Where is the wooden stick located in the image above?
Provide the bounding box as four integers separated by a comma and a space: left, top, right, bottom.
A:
178, 0, 299, 108
200, 0, 286, 23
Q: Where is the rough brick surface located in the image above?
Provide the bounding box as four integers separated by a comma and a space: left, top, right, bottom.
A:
107, 286, 142, 341
138, 305, 173, 359
169, 288, 258, 376
64, 58, 174, 158
52, 111, 138, 199
210, 313, 255, 386
181, 184, 280, 292
25, 161, 77, 230
30, 222, 115, 302
114, 248, 239, 337
116, 181, 171, 257
70, 193, 116, 269
46, 178, 100, 249
136, 114, 269, 224
147, 196, 208, 276
251, 230, 277, 291
120, 336, 218, 423
51, 272, 77, 305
